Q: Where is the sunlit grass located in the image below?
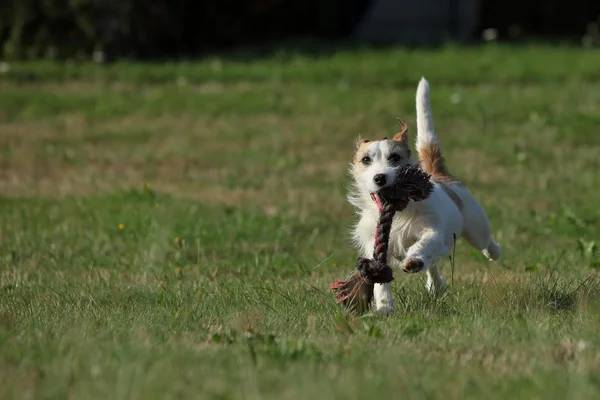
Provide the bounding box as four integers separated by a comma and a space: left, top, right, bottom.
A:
0, 45, 599, 399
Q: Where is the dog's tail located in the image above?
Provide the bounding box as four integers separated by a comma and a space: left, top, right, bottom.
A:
416, 77, 453, 181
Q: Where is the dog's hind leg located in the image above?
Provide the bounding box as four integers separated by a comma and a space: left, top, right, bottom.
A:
452, 186, 501, 261
425, 262, 446, 296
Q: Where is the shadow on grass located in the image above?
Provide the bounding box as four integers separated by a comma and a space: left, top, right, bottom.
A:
517, 275, 600, 313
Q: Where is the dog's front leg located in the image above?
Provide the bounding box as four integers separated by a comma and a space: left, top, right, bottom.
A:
373, 283, 394, 315
402, 229, 448, 273
369, 247, 395, 314
402, 229, 448, 296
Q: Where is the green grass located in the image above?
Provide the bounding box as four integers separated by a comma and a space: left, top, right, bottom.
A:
1, 44, 600, 399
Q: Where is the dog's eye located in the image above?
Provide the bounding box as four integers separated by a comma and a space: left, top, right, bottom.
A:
361, 156, 372, 165
388, 154, 402, 163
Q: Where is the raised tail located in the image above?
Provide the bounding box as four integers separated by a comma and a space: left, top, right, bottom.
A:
416, 78, 453, 181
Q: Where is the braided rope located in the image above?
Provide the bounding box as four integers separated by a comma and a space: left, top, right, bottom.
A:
355, 202, 396, 284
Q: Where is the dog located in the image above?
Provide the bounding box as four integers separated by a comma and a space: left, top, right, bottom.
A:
348, 77, 501, 314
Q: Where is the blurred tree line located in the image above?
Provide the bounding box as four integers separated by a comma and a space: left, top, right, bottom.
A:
0, 0, 599, 61
0, 0, 365, 60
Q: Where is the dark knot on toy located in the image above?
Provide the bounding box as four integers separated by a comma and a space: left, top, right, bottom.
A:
378, 164, 434, 205
356, 257, 394, 284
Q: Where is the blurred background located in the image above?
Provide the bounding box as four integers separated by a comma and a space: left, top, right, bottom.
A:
2, 0, 600, 60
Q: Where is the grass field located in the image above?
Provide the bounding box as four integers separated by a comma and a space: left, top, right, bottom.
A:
1, 45, 600, 399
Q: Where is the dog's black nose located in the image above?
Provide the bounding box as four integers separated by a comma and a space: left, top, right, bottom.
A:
374, 174, 387, 187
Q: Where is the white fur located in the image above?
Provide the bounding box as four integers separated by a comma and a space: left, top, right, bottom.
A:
348, 77, 501, 314
416, 77, 436, 153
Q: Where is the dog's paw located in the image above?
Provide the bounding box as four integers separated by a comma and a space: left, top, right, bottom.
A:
403, 257, 425, 273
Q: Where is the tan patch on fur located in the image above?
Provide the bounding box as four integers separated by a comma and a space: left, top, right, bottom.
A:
353, 143, 367, 167
354, 139, 372, 155
352, 139, 378, 173
403, 257, 424, 273
393, 118, 409, 143
393, 131, 408, 143
419, 143, 455, 183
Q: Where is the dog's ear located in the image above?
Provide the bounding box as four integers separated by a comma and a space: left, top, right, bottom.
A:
393, 118, 408, 143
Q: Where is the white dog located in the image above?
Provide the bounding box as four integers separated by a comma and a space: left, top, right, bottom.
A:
348, 78, 501, 314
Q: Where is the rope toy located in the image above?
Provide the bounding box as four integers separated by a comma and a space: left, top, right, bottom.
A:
329, 164, 434, 313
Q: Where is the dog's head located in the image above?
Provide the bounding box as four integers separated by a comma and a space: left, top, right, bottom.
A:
349, 119, 415, 211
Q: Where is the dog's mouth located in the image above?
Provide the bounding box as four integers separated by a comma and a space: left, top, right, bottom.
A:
370, 193, 384, 212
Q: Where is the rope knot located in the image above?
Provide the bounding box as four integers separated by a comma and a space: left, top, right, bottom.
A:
356, 257, 394, 284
